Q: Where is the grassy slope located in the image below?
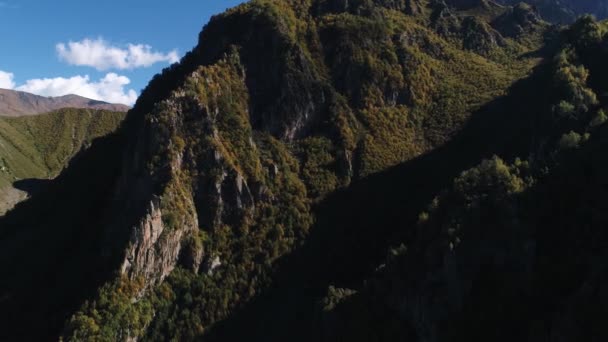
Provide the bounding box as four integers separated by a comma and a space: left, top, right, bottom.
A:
0, 108, 125, 213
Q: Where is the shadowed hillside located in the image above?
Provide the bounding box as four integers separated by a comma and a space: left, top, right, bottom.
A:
201, 58, 553, 342
0, 108, 125, 213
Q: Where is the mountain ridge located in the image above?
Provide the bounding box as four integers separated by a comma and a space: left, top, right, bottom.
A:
0, 88, 130, 116
495, 0, 608, 23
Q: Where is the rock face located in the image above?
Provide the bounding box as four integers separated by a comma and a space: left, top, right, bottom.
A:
430, 0, 546, 55
111, 62, 272, 289
492, 3, 544, 38
120, 196, 198, 287
0, 89, 129, 116
461, 16, 506, 53
431, 1, 462, 36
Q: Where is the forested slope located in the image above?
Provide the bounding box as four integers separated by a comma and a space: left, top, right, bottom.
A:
1, 1, 607, 341
0, 109, 125, 213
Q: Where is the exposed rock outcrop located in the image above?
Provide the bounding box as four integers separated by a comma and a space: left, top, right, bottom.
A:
112, 59, 269, 290
202, 255, 222, 275
492, 3, 544, 38
120, 196, 198, 287
461, 16, 507, 53
432, 1, 463, 37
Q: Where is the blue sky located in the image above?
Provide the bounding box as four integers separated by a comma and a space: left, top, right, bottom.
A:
0, 0, 246, 105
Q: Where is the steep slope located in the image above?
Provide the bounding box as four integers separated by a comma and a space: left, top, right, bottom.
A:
0, 89, 130, 116
266, 15, 608, 342
0, 108, 125, 213
0, 0, 559, 340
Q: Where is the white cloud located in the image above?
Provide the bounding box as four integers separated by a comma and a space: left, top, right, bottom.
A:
0, 70, 15, 89
16, 73, 138, 106
56, 38, 179, 71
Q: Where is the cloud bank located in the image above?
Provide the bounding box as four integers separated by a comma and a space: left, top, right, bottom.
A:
1, 71, 137, 106
16, 73, 138, 106
0, 70, 15, 89
57, 38, 179, 71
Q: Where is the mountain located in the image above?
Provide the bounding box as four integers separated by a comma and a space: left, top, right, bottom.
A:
0, 1, 607, 341
0, 108, 125, 214
495, 0, 608, 23
0, 88, 130, 116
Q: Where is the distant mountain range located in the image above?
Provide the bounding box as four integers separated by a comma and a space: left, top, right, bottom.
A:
495, 0, 608, 23
0, 88, 130, 116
